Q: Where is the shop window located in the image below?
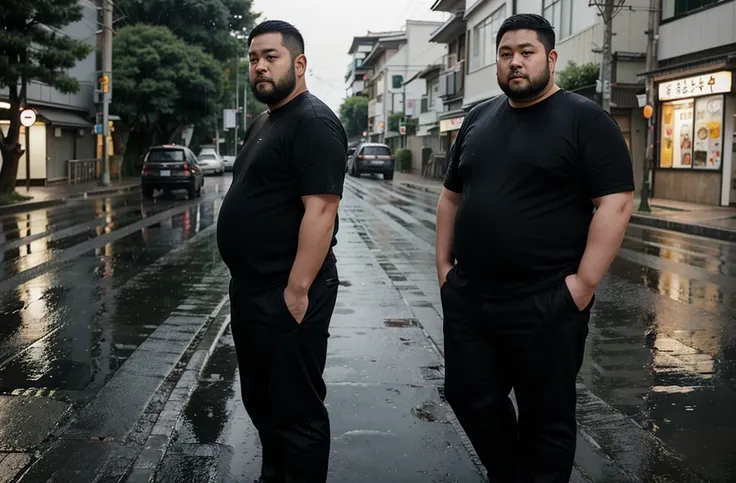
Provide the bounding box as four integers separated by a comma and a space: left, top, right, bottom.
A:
659, 94, 724, 170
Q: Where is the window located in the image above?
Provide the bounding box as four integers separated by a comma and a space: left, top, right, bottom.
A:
658, 95, 724, 170
146, 149, 185, 161
662, 0, 722, 19
470, 5, 507, 71
362, 146, 392, 156
543, 0, 572, 39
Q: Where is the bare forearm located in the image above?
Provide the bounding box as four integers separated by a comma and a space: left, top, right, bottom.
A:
288, 212, 335, 292
436, 196, 458, 270
577, 202, 632, 289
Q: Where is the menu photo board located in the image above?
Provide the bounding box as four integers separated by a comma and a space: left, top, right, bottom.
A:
659, 100, 694, 168
692, 95, 723, 170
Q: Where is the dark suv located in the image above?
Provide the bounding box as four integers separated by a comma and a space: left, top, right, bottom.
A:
140, 145, 204, 199
346, 143, 394, 180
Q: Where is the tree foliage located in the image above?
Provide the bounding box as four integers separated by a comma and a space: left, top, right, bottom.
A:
0, 0, 93, 193
115, 0, 260, 62
339, 96, 369, 138
557, 61, 599, 91
112, 25, 224, 170
388, 112, 418, 134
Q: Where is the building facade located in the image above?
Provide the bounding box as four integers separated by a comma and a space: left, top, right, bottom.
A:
0, 0, 98, 185
648, 0, 736, 206
360, 20, 447, 150
430, 0, 468, 161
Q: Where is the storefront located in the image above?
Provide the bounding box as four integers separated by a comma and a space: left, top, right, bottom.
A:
439, 114, 464, 151
654, 70, 735, 206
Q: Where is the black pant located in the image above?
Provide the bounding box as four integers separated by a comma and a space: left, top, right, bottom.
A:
441, 269, 591, 483
229, 265, 339, 483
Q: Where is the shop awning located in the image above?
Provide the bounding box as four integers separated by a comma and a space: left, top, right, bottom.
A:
35, 107, 94, 128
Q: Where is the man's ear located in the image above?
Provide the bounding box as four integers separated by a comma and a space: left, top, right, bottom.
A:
548, 49, 558, 74
294, 54, 307, 77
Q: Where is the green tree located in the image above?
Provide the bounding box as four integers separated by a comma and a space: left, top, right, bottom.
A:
112, 25, 224, 172
0, 0, 93, 194
339, 96, 369, 138
116, 0, 260, 62
388, 112, 418, 134
557, 61, 599, 91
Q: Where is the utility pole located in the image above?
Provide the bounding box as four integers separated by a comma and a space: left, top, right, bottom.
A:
600, 0, 614, 113
99, 0, 113, 186
638, 0, 659, 212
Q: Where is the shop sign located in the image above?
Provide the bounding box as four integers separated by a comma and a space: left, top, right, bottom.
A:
658, 71, 732, 101
439, 116, 464, 133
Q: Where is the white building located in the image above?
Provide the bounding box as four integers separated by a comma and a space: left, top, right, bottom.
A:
361, 20, 447, 149
646, 0, 736, 206
345, 32, 403, 98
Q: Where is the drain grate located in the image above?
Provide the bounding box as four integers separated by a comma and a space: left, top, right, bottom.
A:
383, 318, 419, 328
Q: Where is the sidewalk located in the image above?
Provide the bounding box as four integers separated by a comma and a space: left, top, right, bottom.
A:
393, 171, 736, 242
0, 177, 140, 216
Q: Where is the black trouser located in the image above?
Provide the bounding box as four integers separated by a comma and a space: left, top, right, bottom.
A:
229, 265, 339, 483
441, 270, 591, 483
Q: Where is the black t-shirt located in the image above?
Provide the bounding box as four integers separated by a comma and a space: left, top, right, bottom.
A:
216, 92, 347, 290
444, 90, 634, 297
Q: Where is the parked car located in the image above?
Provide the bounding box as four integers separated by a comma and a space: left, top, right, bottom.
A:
221, 155, 236, 172
346, 143, 394, 180
140, 145, 205, 199
196, 149, 225, 176
345, 146, 357, 173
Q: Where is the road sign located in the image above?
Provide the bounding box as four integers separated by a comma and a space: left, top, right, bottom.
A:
400, 125, 407, 135
20, 108, 37, 127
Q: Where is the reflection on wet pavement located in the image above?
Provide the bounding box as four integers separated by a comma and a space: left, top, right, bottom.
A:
0, 185, 230, 405
339, 177, 736, 482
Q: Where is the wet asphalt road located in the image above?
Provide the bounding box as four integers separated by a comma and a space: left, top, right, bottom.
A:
0, 173, 734, 482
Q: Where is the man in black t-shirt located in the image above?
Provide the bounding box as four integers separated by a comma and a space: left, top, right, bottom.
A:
216, 20, 347, 483
435, 14, 634, 483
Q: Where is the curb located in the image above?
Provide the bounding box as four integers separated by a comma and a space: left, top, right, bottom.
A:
629, 213, 736, 242
397, 181, 736, 243
124, 296, 231, 483
0, 183, 140, 216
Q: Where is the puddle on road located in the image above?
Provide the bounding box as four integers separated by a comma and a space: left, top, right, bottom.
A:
411, 400, 448, 423
383, 318, 419, 328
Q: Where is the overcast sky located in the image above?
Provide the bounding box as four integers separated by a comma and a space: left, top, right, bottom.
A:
250, 0, 449, 114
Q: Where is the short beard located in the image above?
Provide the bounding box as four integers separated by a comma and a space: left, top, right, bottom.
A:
251, 64, 296, 105
498, 64, 551, 101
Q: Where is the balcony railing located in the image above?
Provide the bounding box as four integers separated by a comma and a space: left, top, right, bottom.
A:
439, 59, 464, 100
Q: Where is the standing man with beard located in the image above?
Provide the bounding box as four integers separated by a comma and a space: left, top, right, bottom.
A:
216, 20, 347, 483
435, 14, 634, 483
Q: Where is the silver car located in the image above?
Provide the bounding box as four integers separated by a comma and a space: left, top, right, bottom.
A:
221, 155, 236, 172
196, 152, 225, 176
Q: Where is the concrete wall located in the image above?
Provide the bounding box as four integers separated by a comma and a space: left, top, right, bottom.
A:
659, 0, 736, 60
